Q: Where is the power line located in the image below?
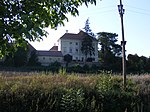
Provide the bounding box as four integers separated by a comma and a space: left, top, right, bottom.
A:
123, 5, 150, 16
79, 9, 116, 16
81, 5, 116, 12
78, 5, 117, 16
79, 5, 150, 17
125, 5, 150, 12
95, 5, 116, 10
127, 9, 150, 16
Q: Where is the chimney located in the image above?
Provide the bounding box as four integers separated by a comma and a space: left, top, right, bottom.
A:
66, 30, 68, 33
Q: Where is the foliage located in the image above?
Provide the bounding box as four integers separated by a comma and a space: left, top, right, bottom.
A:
83, 18, 95, 37
49, 61, 61, 73
67, 64, 85, 73
97, 32, 121, 58
27, 50, 40, 66
3, 52, 14, 66
96, 75, 139, 112
81, 19, 95, 61
14, 46, 28, 67
59, 68, 67, 76
0, 73, 147, 112
60, 89, 84, 112
86, 57, 94, 62
127, 54, 150, 73
97, 32, 122, 72
3, 46, 28, 67
0, 0, 97, 57
64, 54, 72, 67
67, 64, 100, 73
81, 35, 95, 60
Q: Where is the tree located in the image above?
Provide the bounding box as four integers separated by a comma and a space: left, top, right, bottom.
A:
97, 32, 122, 71
81, 35, 95, 61
83, 18, 95, 37
0, 0, 97, 57
49, 61, 61, 73
4, 46, 28, 67
81, 18, 95, 61
127, 54, 150, 73
64, 54, 72, 67
27, 50, 40, 66
127, 54, 141, 73
3, 52, 14, 66
13, 46, 28, 67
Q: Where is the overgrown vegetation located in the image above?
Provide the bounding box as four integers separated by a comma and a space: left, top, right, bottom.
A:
0, 72, 149, 112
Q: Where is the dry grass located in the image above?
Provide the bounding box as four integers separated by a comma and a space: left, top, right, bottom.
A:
0, 71, 150, 94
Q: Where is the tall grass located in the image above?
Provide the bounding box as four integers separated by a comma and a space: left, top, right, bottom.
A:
0, 71, 149, 112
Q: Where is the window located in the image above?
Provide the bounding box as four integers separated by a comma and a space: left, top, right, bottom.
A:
76, 42, 78, 45
63, 47, 66, 53
76, 57, 78, 61
43, 57, 45, 60
76, 49, 78, 53
49, 58, 51, 60
70, 42, 72, 44
69, 48, 72, 53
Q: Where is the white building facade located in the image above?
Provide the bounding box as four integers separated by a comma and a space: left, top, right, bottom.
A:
37, 51, 63, 66
58, 31, 98, 62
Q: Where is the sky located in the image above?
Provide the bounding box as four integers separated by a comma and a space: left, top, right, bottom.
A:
31, 0, 150, 58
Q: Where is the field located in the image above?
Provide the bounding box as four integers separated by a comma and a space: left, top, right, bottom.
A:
0, 71, 150, 112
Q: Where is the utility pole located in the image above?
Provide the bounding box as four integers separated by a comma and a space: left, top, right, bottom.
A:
118, 0, 126, 88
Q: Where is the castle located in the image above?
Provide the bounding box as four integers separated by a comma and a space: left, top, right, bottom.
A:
32, 30, 98, 66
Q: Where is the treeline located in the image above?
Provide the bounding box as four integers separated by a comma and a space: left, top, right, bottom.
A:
1, 46, 40, 67
99, 53, 150, 74
127, 54, 150, 73
1, 47, 150, 74
1, 31, 150, 74
97, 32, 150, 74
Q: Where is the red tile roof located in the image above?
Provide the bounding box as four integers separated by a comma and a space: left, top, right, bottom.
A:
37, 51, 63, 57
49, 46, 58, 51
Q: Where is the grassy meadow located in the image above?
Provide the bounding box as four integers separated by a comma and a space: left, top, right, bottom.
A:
0, 71, 150, 112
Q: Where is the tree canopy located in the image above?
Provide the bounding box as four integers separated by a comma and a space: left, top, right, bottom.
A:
97, 32, 122, 57
127, 54, 150, 73
81, 18, 95, 61
64, 54, 72, 67
83, 18, 95, 37
97, 32, 122, 71
27, 50, 40, 66
0, 0, 97, 57
4, 46, 28, 67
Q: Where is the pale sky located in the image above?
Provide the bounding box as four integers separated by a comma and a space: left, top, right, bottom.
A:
31, 0, 150, 57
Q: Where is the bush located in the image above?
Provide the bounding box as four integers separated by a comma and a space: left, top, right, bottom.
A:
49, 61, 61, 73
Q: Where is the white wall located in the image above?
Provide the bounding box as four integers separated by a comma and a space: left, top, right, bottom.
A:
38, 56, 63, 66
60, 39, 98, 62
